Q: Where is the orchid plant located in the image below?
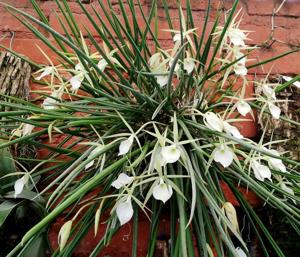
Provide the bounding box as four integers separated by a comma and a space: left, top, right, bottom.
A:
0, 0, 300, 257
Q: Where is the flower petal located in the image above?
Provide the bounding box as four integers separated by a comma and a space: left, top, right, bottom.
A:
116, 198, 133, 226
118, 135, 134, 156
234, 64, 247, 76
14, 178, 25, 198
213, 145, 234, 168
97, 58, 108, 72
153, 179, 173, 203
183, 58, 195, 74
35, 66, 53, 80
111, 173, 134, 189
223, 122, 244, 139
251, 160, 271, 181
58, 220, 73, 252
155, 75, 169, 87
268, 102, 281, 119
236, 100, 251, 116
262, 84, 276, 100
161, 145, 181, 164
203, 112, 224, 132
22, 123, 35, 136
236, 247, 247, 257
70, 74, 84, 90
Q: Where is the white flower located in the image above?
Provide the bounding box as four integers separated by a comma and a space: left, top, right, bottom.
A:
153, 148, 166, 171
22, 123, 34, 136
70, 73, 85, 90
223, 121, 244, 139
161, 144, 181, 164
155, 75, 169, 87
14, 174, 29, 198
97, 58, 108, 72
203, 112, 223, 132
251, 160, 272, 181
58, 220, 73, 252
228, 28, 246, 46
152, 178, 173, 203
35, 66, 54, 80
213, 144, 234, 168
169, 58, 180, 73
234, 63, 247, 76
267, 149, 286, 173
118, 135, 134, 156
183, 58, 195, 74
282, 75, 300, 89
42, 90, 61, 110
111, 173, 134, 189
236, 247, 247, 257
116, 197, 133, 226
236, 100, 251, 116
262, 84, 276, 100
268, 102, 281, 119
173, 33, 182, 42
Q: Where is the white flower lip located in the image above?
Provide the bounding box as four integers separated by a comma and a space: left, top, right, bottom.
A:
111, 173, 134, 189
116, 197, 134, 226
236, 247, 247, 257
268, 102, 281, 119
213, 144, 234, 168
153, 179, 173, 203
236, 100, 251, 117
118, 135, 134, 156
223, 121, 244, 139
251, 160, 272, 182
14, 174, 29, 198
161, 144, 181, 164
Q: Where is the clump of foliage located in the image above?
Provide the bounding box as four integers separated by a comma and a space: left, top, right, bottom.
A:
0, 0, 300, 256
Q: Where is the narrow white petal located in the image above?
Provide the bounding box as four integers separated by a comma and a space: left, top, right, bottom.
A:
213, 145, 234, 168
116, 198, 133, 225
282, 76, 300, 88
262, 85, 276, 100
111, 173, 134, 189
236, 247, 247, 257
35, 66, 53, 80
203, 112, 224, 132
223, 122, 244, 139
118, 135, 134, 156
236, 100, 251, 116
153, 180, 173, 203
173, 33, 182, 42
268, 102, 281, 119
161, 145, 181, 164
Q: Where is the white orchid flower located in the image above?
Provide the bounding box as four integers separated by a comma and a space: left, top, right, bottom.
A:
156, 75, 169, 87
236, 100, 251, 116
236, 247, 247, 257
35, 66, 55, 80
212, 144, 234, 168
266, 149, 286, 173
228, 28, 246, 46
70, 73, 85, 90
118, 135, 134, 156
282, 75, 300, 88
111, 173, 134, 189
234, 63, 247, 76
42, 90, 62, 110
203, 112, 224, 132
183, 58, 195, 74
223, 121, 244, 139
152, 178, 173, 203
267, 102, 281, 119
116, 197, 134, 226
251, 160, 272, 181
22, 123, 35, 136
149, 52, 169, 87
153, 148, 166, 171
97, 58, 108, 72
262, 84, 276, 100
14, 174, 29, 198
161, 144, 181, 164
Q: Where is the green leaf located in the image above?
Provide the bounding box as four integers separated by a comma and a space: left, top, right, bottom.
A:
0, 200, 20, 227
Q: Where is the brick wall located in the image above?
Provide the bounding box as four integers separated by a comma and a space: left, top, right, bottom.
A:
1, 0, 299, 256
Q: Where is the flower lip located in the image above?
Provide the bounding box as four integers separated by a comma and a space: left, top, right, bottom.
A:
213, 144, 234, 168
111, 173, 134, 189
161, 144, 181, 164
116, 197, 134, 226
152, 178, 173, 203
